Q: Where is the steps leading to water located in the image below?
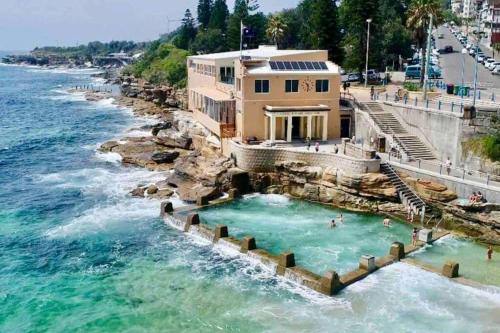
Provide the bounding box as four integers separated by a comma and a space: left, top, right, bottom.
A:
362, 102, 436, 161
380, 162, 426, 220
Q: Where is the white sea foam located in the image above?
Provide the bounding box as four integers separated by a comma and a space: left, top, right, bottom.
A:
95, 151, 122, 164
44, 89, 87, 102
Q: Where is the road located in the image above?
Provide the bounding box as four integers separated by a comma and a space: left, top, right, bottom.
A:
435, 25, 500, 92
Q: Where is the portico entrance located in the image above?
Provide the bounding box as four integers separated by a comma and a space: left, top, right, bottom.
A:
264, 105, 330, 143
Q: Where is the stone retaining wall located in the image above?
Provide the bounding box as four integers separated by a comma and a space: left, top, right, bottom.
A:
230, 141, 380, 174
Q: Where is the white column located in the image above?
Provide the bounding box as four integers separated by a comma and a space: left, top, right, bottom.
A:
322, 114, 328, 141
306, 115, 312, 139
270, 115, 276, 143
265, 115, 268, 140
287, 116, 293, 142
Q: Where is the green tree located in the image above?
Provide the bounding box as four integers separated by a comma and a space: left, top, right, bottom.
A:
209, 0, 229, 31
340, 0, 382, 72
197, 0, 213, 29
406, 0, 443, 84
174, 9, 198, 50
309, 0, 343, 64
378, 0, 413, 70
227, 0, 266, 50
266, 14, 287, 47
227, 0, 249, 50
191, 29, 229, 54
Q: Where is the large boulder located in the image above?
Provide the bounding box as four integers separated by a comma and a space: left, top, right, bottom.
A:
155, 130, 192, 150
403, 177, 457, 202
151, 151, 180, 164
337, 172, 397, 200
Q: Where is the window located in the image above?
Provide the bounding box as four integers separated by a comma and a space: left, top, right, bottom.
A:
285, 80, 299, 93
316, 79, 329, 93
255, 80, 269, 93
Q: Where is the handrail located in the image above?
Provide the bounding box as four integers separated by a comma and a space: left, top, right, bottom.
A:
356, 102, 410, 161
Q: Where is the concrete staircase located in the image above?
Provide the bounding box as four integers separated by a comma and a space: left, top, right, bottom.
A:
362, 102, 436, 161
380, 162, 426, 221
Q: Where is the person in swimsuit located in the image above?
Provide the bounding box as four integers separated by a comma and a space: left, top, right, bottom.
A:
487, 246, 493, 260
412, 227, 418, 246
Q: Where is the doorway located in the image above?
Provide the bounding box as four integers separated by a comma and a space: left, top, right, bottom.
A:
340, 117, 351, 138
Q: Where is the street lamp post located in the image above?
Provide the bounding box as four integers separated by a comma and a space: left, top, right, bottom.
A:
364, 18, 372, 88
460, 47, 468, 101
423, 14, 433, 100
472, 12, 482, 108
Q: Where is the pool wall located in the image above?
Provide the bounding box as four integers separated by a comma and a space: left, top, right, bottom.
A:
160, 201, 455, 296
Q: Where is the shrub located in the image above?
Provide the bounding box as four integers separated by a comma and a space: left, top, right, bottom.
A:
484, 132, 500, 162
403, 81, 421, 91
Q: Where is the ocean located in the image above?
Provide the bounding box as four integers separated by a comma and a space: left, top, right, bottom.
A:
0, 62, 499, 333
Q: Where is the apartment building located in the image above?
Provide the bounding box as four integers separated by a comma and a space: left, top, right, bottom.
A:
186, 46, 342, 153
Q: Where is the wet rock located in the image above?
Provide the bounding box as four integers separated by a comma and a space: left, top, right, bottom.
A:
130, 186, 146, 198
146, 185, 158, 195
151, 151, 179, 164
99, 140, 120, 152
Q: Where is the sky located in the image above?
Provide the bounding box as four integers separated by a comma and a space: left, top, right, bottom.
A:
0, 0, 301, 51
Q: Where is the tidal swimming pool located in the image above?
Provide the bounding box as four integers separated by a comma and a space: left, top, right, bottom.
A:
410, 235, 500, 287
198, 194, 414, 275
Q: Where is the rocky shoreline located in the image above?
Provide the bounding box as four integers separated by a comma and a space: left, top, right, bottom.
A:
86, 85, 500, 246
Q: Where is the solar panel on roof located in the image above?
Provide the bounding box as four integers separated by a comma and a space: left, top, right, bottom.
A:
268, 60, 329, 71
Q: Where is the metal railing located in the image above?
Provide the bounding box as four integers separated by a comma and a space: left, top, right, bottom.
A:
388, 155, 499, 188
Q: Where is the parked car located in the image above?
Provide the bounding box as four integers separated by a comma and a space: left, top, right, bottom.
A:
481, 56, 491, 65
488, 61, 500, 70
477, 54, 486, 63
469, 48, 476, 56
438, 33, 444, 39
492, 67, 500, 75
345, 73, 361, 82
362, 69, 381, 81
405, 65, 441, 79
484, 58, 496, 68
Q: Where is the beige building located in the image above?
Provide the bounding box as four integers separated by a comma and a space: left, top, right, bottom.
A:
187, 46, 343, 152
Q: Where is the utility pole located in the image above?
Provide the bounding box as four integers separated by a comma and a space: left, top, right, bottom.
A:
364, 18, 372, 88
472, 10, 481, 108
423, 14, 433, 100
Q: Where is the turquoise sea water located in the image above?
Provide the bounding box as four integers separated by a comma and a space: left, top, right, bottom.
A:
1, 62, 500, 332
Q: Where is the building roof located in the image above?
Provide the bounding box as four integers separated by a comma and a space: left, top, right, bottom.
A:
188, 45, 322, 61
247, 60, 339, 75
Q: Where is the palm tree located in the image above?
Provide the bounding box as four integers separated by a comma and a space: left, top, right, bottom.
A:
406, 0, 444, 85
266, 15, 287, 47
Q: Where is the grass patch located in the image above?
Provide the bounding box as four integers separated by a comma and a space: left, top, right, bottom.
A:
463, 133, 500, 162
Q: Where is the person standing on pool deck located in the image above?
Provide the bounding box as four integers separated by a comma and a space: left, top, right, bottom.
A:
315, 142, 320, 152
487, 246, 493, 260
412, 228, 418, 246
